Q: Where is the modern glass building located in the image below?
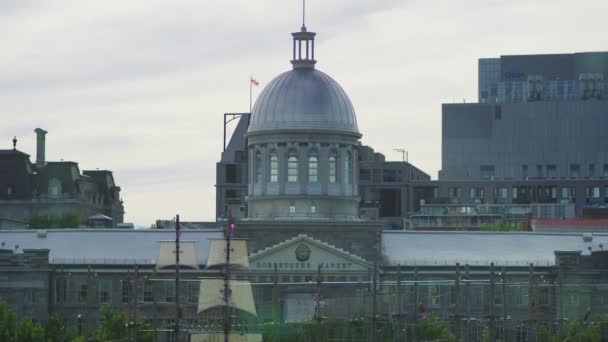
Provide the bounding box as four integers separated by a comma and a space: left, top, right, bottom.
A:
478, 52, 608, 103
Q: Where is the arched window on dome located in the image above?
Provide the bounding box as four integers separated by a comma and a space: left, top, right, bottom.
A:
308, 155, 318, 183
287, 154, 298, 182
328, 154, 337, 183
344, 152, 352, 184
255, 151, 262, 183
269, 151, 278, 183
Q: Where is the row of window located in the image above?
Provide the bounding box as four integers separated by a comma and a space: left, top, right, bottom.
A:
443, 186, 608, 201
54, 278, 198, 305
479, 164, 608, 179
255, 152, 352, 184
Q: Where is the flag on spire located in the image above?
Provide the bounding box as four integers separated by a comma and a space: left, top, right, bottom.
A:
250, 78, 259, 86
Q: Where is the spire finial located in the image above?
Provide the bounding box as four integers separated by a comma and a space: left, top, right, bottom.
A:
12, 136, 17, 150
301, 0, 306, 31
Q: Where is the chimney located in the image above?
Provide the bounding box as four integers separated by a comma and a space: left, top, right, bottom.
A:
34, 128, 47, 168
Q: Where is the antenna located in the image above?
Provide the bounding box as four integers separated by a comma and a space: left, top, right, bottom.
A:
302, 0, 306, 31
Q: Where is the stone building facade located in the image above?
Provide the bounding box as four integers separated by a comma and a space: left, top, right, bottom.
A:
0, 129, 124, 229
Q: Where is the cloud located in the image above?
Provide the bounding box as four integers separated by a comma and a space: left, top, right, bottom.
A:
1, 0, 607, 225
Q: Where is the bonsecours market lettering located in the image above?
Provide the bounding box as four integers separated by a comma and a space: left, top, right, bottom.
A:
255, 261, 353, 269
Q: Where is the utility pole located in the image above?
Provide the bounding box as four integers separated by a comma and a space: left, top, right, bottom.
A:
272, 264, 278, 324
134, 264, 139, 342
501, 267, 508, 341
370, 260, 378, 342
175, 215, 181, 342
60, 266, 65, 342
412, 268, 419, 342
454, 263, 462, 341
316, 264, 322, 323
85, 265, 91, 342
489, 263, 496, 342
527, 263, 535, 341
152, 268, 158, 341
396, 264, 402, 342
223, 216, 233, 342
464, 264, 471, 342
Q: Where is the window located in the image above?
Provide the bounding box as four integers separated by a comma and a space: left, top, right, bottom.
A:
49, 178, 61, 197
546, 164, 557, 178
480, 165, 495, 179
448, 187, 462, 199
429, 285, 440, 306
55, 277, 67, 304
536, 164, 544, 178
589, 164, 595, 177
310, 201, 317, 214
6, 186, 13, 196
143, 280, 154, 303
77, 281, 88, 304
494, 187, 508, 201
163, 281, 175, 303
187, 282, 198, 304
570, 164, 580, 178
121, 280, 132, 304
328, 155, 337, 183
383, 169, 399, 182
289, 201, 296, 214
561, 187, 569, 199
539, 287, 549, 305
359, 169, 371, 182
522, 164, 528, 178
308, 155, 318, 183
470, 187, 484, 199
604, 164, 608, 177
269, 152, 278, 183
255, 151, 262, 183
24, 290, 36, 305
98, 279, 111, 304
587, 187, 600, 199
225, 164, 237, 183
287, 155, 298, 182
494, 105, 502, 120
344, 153, 352, 184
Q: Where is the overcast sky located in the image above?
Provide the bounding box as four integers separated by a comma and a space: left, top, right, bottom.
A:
1, 0, 606, 226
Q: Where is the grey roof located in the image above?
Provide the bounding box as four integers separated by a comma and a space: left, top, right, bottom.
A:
0, 229, 223, 265
382, 231, 608, 267
248, 68, 360, 136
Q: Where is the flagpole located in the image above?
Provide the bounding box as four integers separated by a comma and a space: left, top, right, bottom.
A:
249, 76, 253, 113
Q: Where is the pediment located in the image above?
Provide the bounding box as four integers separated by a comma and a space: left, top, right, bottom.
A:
249, 234, 371, 272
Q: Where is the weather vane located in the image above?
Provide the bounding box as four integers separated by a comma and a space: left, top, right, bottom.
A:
12, 136, 17, 150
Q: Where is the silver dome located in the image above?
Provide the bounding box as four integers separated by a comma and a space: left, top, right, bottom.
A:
248, 68, 360, 136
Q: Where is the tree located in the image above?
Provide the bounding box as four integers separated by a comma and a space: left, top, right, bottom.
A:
415, 314, 457, 342
16, 318, 44, 342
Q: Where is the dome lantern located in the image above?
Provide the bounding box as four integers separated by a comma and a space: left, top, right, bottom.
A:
291, 29, 316, 69
291, 0, 315, 69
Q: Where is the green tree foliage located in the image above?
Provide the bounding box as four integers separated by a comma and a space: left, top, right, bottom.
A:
415, 314, 456, 342
28, 212, 81, 228
92, 306, 153, 342
0, 303, 154, 342
0, 302, 44, 342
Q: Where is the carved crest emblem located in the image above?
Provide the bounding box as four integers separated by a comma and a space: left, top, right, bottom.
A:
295, 243, 311, 262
